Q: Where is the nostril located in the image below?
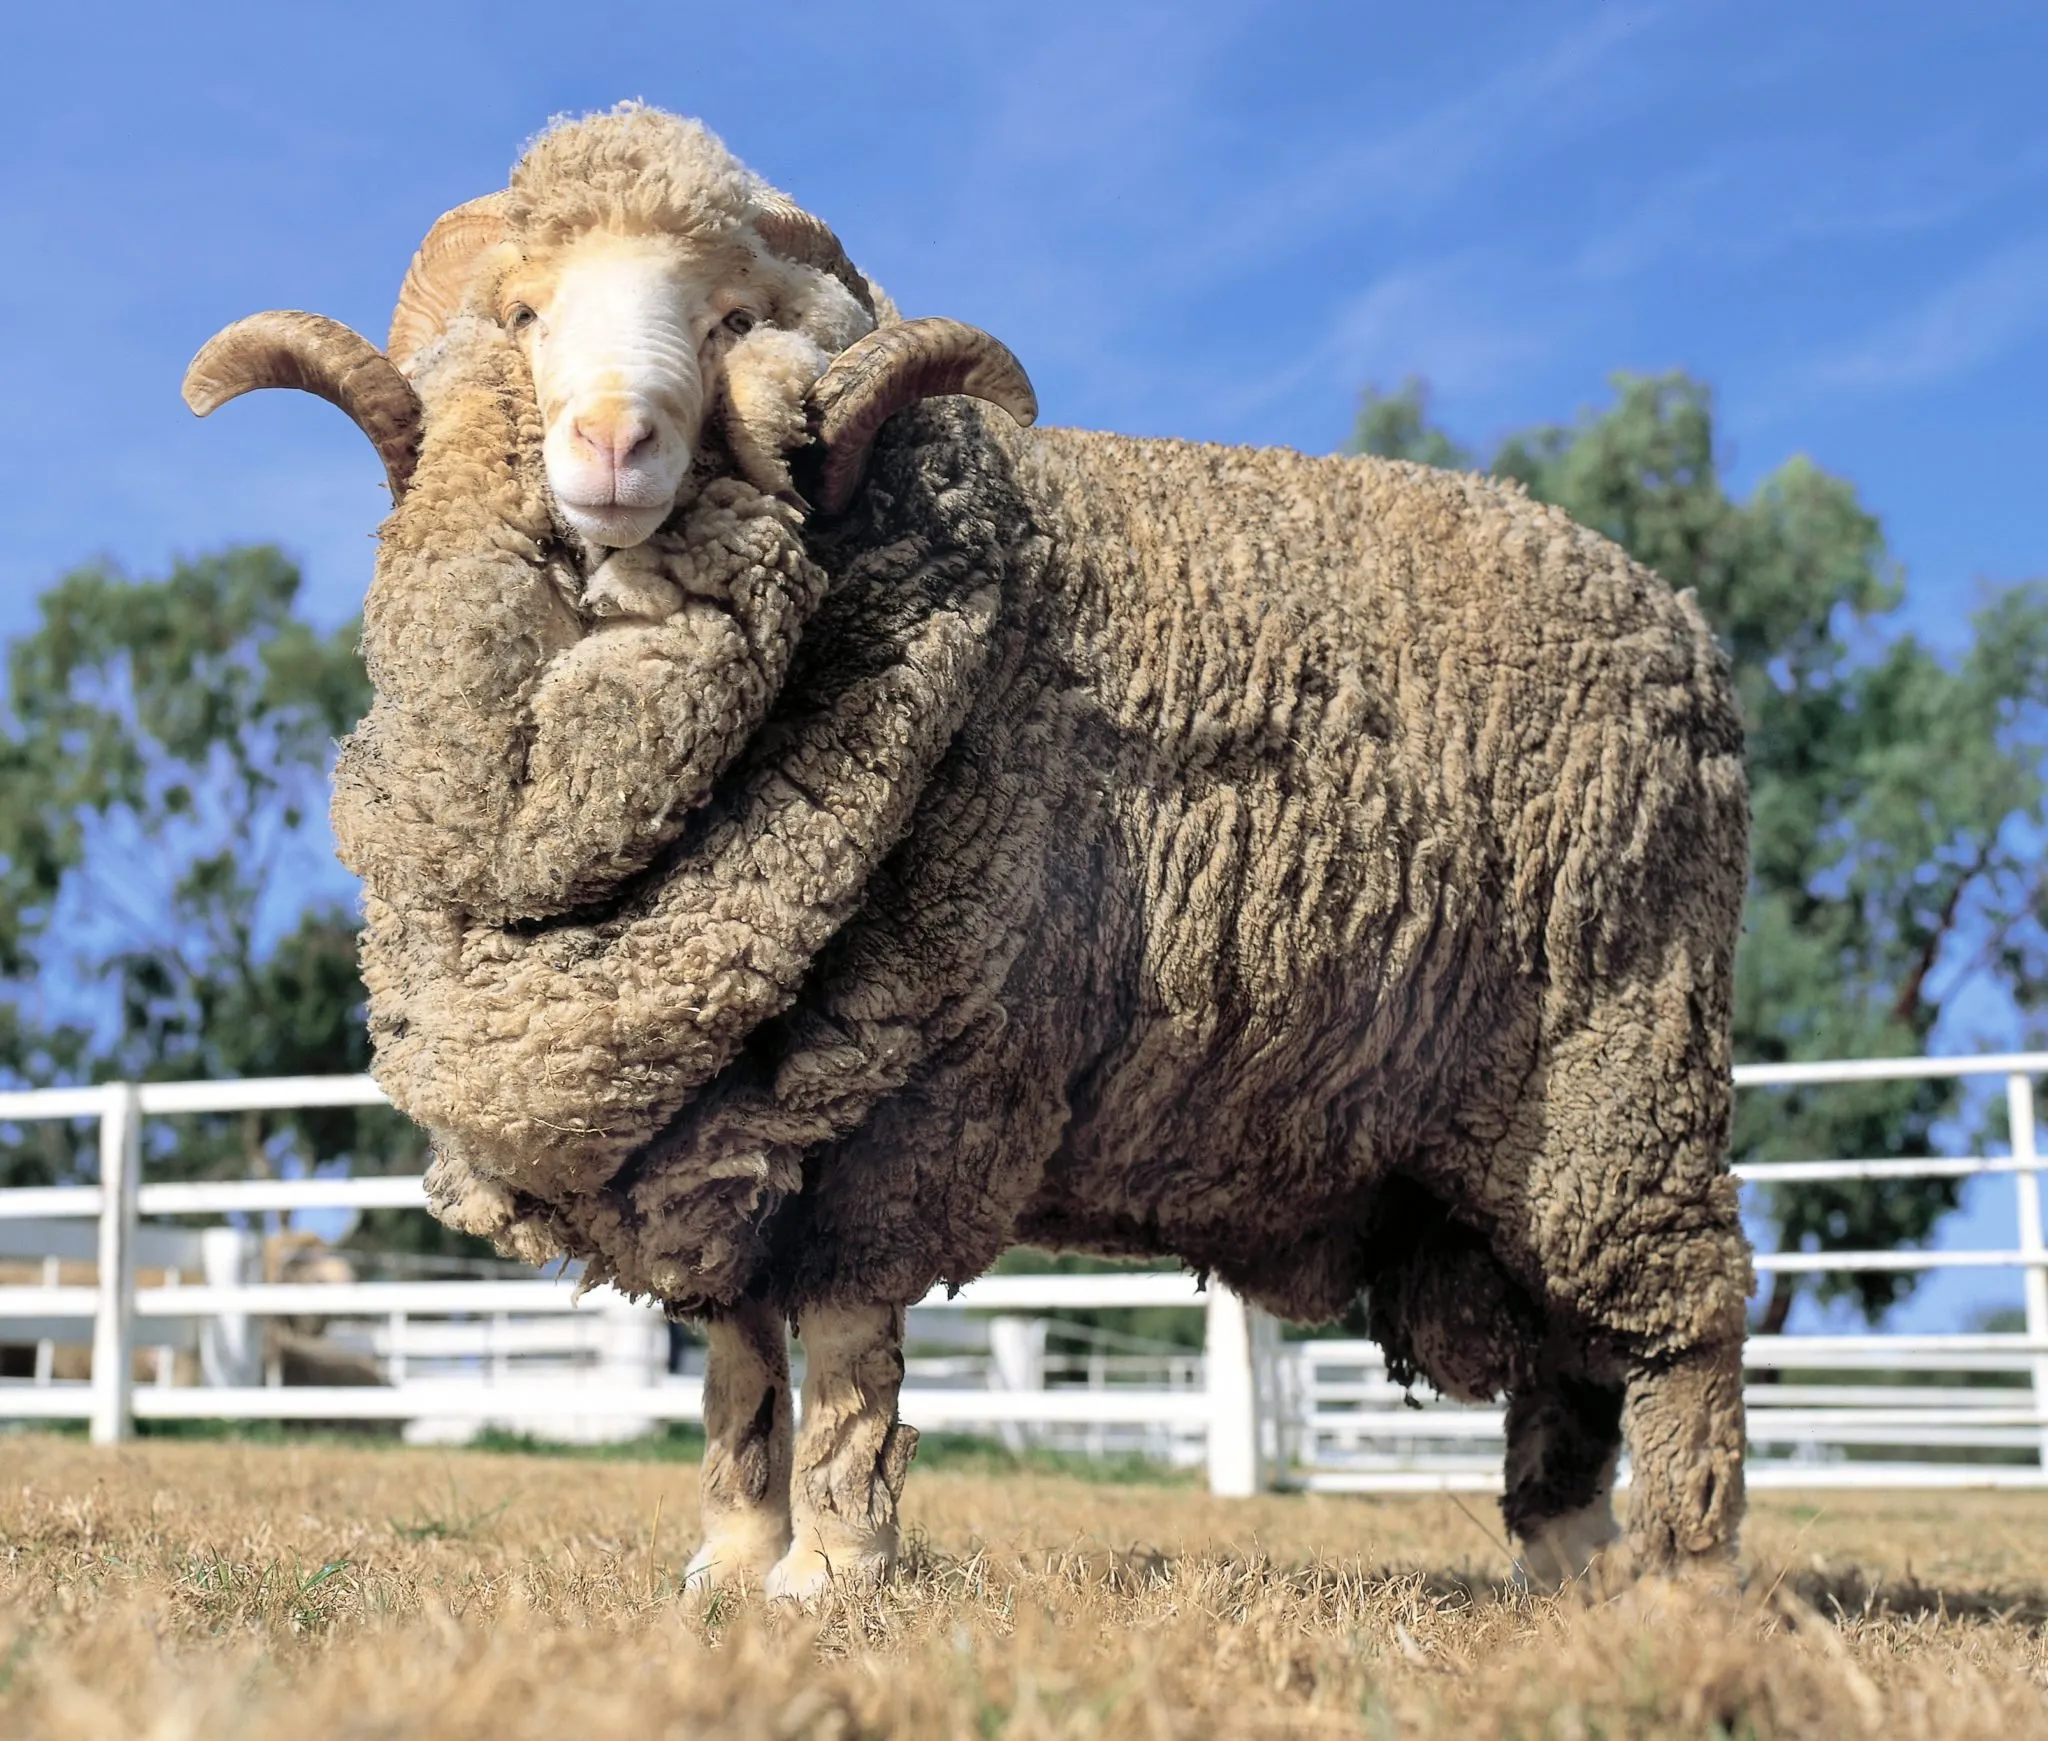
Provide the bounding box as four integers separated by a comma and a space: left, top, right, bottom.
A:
569, 414, 657, 468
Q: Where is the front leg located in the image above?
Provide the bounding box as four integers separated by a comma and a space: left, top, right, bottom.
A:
683, 1300, 792, 1593
765, 1303, 918, 1602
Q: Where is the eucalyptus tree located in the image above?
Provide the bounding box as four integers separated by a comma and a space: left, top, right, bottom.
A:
1355, 376, 2048, 1328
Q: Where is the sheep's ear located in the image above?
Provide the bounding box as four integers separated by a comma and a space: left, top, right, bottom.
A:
800, 318, 1036, 516
390, 194, 508, 368
753, 200, 875, 322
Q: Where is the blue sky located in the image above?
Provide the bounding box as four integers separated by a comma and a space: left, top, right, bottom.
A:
6, 1, 2048, 1326
7, 1, 2043, 646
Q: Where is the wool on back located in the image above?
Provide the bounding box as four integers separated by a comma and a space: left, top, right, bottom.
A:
335, 367, 1745, 1331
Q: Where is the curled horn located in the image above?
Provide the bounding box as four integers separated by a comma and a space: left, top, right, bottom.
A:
753, 198, 877, 321
182, 311, 423, 501
803, 317, 1037, 516
389, 193, 508, 366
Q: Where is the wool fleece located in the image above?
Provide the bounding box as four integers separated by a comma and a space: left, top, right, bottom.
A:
333, 297, 1751, 1559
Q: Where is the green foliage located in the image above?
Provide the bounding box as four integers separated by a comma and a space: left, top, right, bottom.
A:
0, 548, 424, 1192
909, 1431, 1194, 1484
116, 1420, 1188, 1483
1349, 377, 1472, 472
465, 1422, 1185, 1483
6, 381, 2039, 1332
463, 1424, 709, 1462
1353, 376, 2048, 1326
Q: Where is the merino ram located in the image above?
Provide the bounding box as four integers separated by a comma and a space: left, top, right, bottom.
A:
184, 104, 1752, 1599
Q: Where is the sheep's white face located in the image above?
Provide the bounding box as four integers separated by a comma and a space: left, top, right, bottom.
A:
498, 232, 766, 549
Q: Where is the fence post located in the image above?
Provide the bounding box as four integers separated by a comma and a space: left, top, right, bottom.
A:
2007, 1072, 2048, 1469
89, 1083, 141, 1446
987, 1315, 1049, 1453
592, 1293, 664, 1443
1205, 1285, 1265, 1496
199, 1226, 261, 1388
1249, 1304, 1286, 1486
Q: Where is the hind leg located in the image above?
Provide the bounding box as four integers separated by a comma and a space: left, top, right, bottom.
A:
1523, 1210, 1747, 1579
1620, 1335, 1746, 1573
1502, 1372, 1623, 1589
1364, 1194, 1625, 1586
1509, 945, 1752, 1575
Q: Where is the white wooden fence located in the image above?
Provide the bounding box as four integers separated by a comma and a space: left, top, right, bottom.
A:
1, 1055, 2045, 1494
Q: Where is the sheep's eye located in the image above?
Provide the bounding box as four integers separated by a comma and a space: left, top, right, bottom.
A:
722, 309, 758, 337
507, 304, 538, 333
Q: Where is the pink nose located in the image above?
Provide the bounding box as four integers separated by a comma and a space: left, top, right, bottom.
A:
570, 410, 658, 472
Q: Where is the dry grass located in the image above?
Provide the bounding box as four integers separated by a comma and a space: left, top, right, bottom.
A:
1, 1434, 2045, 1737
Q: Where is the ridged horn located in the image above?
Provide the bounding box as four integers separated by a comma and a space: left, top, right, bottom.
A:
389, 193, 508, 365
805, 317, 1037, 516
182, 311, 423, 501
753, 198, 877, 321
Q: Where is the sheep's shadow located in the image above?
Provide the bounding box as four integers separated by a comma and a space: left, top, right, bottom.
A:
1273, 1560, 2048, 1629
894, 1532, 2048, 1631
896, 1532, 1520, 1608
1781, 1565, 2048, 1628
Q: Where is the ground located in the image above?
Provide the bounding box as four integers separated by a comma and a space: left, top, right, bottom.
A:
1, 1434, 2045, 1737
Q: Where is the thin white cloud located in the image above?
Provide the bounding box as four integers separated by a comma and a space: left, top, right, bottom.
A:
1196, 254, 1563, 437
1169, 3, 1669, 288
973, 1, 1241, 174
1572, 132, 2048, 285
886, 2, 1669, 436
902, 1, 1669, 301
1805, 237, 2048, 394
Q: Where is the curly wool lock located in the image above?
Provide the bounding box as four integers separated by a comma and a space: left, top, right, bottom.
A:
188, 105, 1752, 1598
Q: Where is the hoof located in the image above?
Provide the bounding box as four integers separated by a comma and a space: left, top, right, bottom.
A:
1514, 1498, 1621, 1594
1637, 1551, 1746, 1601
763, 1536, 894, 1604
681, 1519, 788, 1603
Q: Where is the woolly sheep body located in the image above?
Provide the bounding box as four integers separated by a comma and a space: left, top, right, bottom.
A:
338, 378, 1751, 1581
211, 105, 1752, 1593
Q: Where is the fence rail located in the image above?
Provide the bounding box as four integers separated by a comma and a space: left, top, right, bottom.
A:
1, 1055, 2045, 1491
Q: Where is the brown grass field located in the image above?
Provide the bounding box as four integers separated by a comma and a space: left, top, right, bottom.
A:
2, 1433, 2046, 1737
